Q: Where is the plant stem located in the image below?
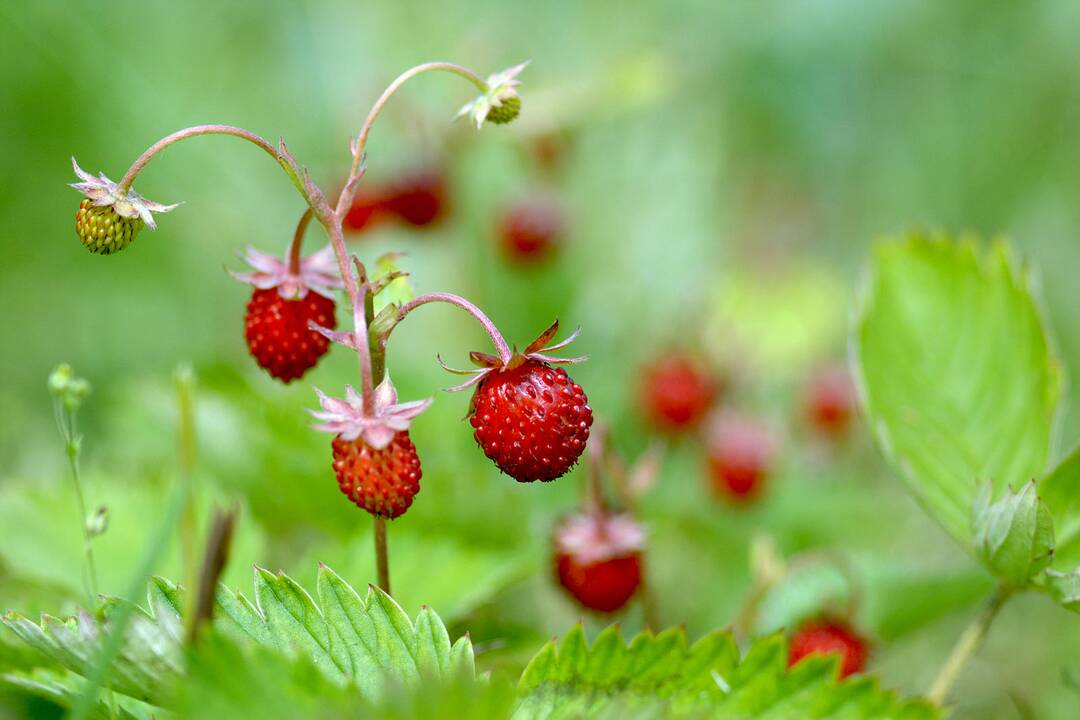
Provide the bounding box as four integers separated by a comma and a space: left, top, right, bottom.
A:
288, 208, 314, 274
334, 62, 488, 217
175, 367, 200, 639
62, 406, 98, 605
391, 292, 513, 364
927, 587, 1011, 706
117, 124, 281, 193
374, 517, 390, 594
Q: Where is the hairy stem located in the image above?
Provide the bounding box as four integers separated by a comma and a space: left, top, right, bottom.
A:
117, 124, 281, 193
334, 62, 488, 217
927, 587, 1011, 706
374, 518, 391, 594
392, 292, 513, 364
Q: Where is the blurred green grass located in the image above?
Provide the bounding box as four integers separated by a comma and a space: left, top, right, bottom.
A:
3, 1, 1080, 718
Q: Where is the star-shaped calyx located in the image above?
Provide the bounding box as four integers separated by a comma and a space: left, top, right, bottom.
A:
310, 374, 432, 449
457, 62, 527, 129
231, 244, 343, 300
438, 319, 586, 393
554, 511, 646, 565
70, 158, 178, 229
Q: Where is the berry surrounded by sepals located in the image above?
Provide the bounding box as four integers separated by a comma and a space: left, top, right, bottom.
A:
803, 364, 857, 438
788, 617, 870, 679
458, 62, 527, 129
498, 195, 565, 264
706, 412, 777, 503
439, 320, 593, 482
70, 158, 178, 255
554, 509, 645, 613
232, 244, 343, 383
640, 353, 719, 433
310, 374, 431, 519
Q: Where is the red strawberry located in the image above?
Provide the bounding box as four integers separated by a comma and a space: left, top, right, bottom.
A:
332, 430, 421, 518
804, 364, 856, 437
788, 619, 869, 679
382, 169, 447, 227
232, 245, 343, 383
498, 196, 564, 264
554, 511, 644, 612
245, 288, 336, 383
640, 355, 718, 433
441, 321, 591, 482
312, 377, 432, 518
706, 414, 776, 502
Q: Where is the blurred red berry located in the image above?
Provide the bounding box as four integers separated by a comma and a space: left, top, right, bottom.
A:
343, 192, 386, 233
244, 288, 336, 383
498, 197, 564, 263
554, 512, 644, 612
470, 359, 592, 482
527, 130, 572, 174
331, 430, 422, 519
706, 415, 776, 502
382, 168, 447, 227
640, 355, 718, 433
804, 364, 857, 437
788, 619, 869, 679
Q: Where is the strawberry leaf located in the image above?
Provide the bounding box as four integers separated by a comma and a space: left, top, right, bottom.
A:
853, 233, 1061, 547
0, 668, 154, 720
513, 625, 939, 719
1038, 443, 1080, 569
1, 565, 473, 707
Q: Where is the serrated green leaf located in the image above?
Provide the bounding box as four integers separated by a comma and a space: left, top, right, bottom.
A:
854, 233, 1060, 546
1, 565, 473, 708
972, 481, 1055, 587
513, 626, 938, 719
0, 668, 152, 720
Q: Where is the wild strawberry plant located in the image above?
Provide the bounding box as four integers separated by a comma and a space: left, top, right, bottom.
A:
11, 58, 1069, 720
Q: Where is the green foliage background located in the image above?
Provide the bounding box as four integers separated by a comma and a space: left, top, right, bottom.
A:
3, 1, 1080, 718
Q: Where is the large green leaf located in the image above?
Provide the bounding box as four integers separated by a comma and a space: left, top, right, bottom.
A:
853, 234, 1061, 546
1039, 444, 1080, 568
1, 565, 473, 707
513, 624, 938, 719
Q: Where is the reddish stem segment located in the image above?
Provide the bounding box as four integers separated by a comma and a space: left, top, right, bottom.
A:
334, 62, 488, 218
288, 208, 314, 275
394, 292, 513, 364
117, 124, 280, 193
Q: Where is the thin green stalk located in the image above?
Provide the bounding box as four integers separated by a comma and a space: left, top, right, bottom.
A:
361, 261, 392, 594
175, 366, 200, 640
927, 587, 1012, 706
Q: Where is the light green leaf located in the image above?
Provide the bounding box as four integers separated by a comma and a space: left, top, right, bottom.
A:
373, 252, 415, 313
513, 625, 938, 719
972, 481, 1055, 588
0, 668, 152, 720
854, 233, 1061, 546
1042, 568, 1080, 613
1, 565, 473, 707
1038, 444, 1080, 568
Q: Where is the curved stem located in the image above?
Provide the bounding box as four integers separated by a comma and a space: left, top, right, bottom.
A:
117, 125, 280, 193
288, 208, 314, 274
393, 292, 513, 364
334, 62, 488, 217
323, 217, 375, 412
927, 587, 1011, 706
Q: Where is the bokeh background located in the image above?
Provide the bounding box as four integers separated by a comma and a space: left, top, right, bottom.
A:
3, 1, 1080, 718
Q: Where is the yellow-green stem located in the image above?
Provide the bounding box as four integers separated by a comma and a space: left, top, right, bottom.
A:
927, 587, 1012, 706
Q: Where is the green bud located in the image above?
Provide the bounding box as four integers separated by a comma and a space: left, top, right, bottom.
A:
973, 480, 1055, 588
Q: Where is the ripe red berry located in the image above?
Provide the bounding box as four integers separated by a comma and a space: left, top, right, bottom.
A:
640, 355, 718, 433
804, 365, 857, 437
706, 415, 776, 502
330, 430, 422, 519
554, 512, 644, 612
497, 197, 564, 264
788, 619, 869, 679
470, 359, 592, 482
244, 288, 336, 383
382, 169, 447, 227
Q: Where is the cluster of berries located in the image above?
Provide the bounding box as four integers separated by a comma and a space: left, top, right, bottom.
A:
638, 352, 857, 503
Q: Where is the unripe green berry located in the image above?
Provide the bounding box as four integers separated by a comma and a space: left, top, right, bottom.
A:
486, 95, 521, 125
75, 198, 143, 255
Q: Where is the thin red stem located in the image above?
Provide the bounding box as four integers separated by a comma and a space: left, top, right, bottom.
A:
334, 62, 488, 218
288, 208, 314, 275
394, 292, 513, 364
117, 125, 280, 193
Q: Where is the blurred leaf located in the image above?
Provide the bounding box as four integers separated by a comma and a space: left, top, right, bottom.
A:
373, 253, 416, 313
1038, 444, 1080, 568
0, 669, 152, 720
512, 624, 938, 719
1042, 568, 1080, 614
854, 233, 1060, 546
972, 481, 1054, 588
